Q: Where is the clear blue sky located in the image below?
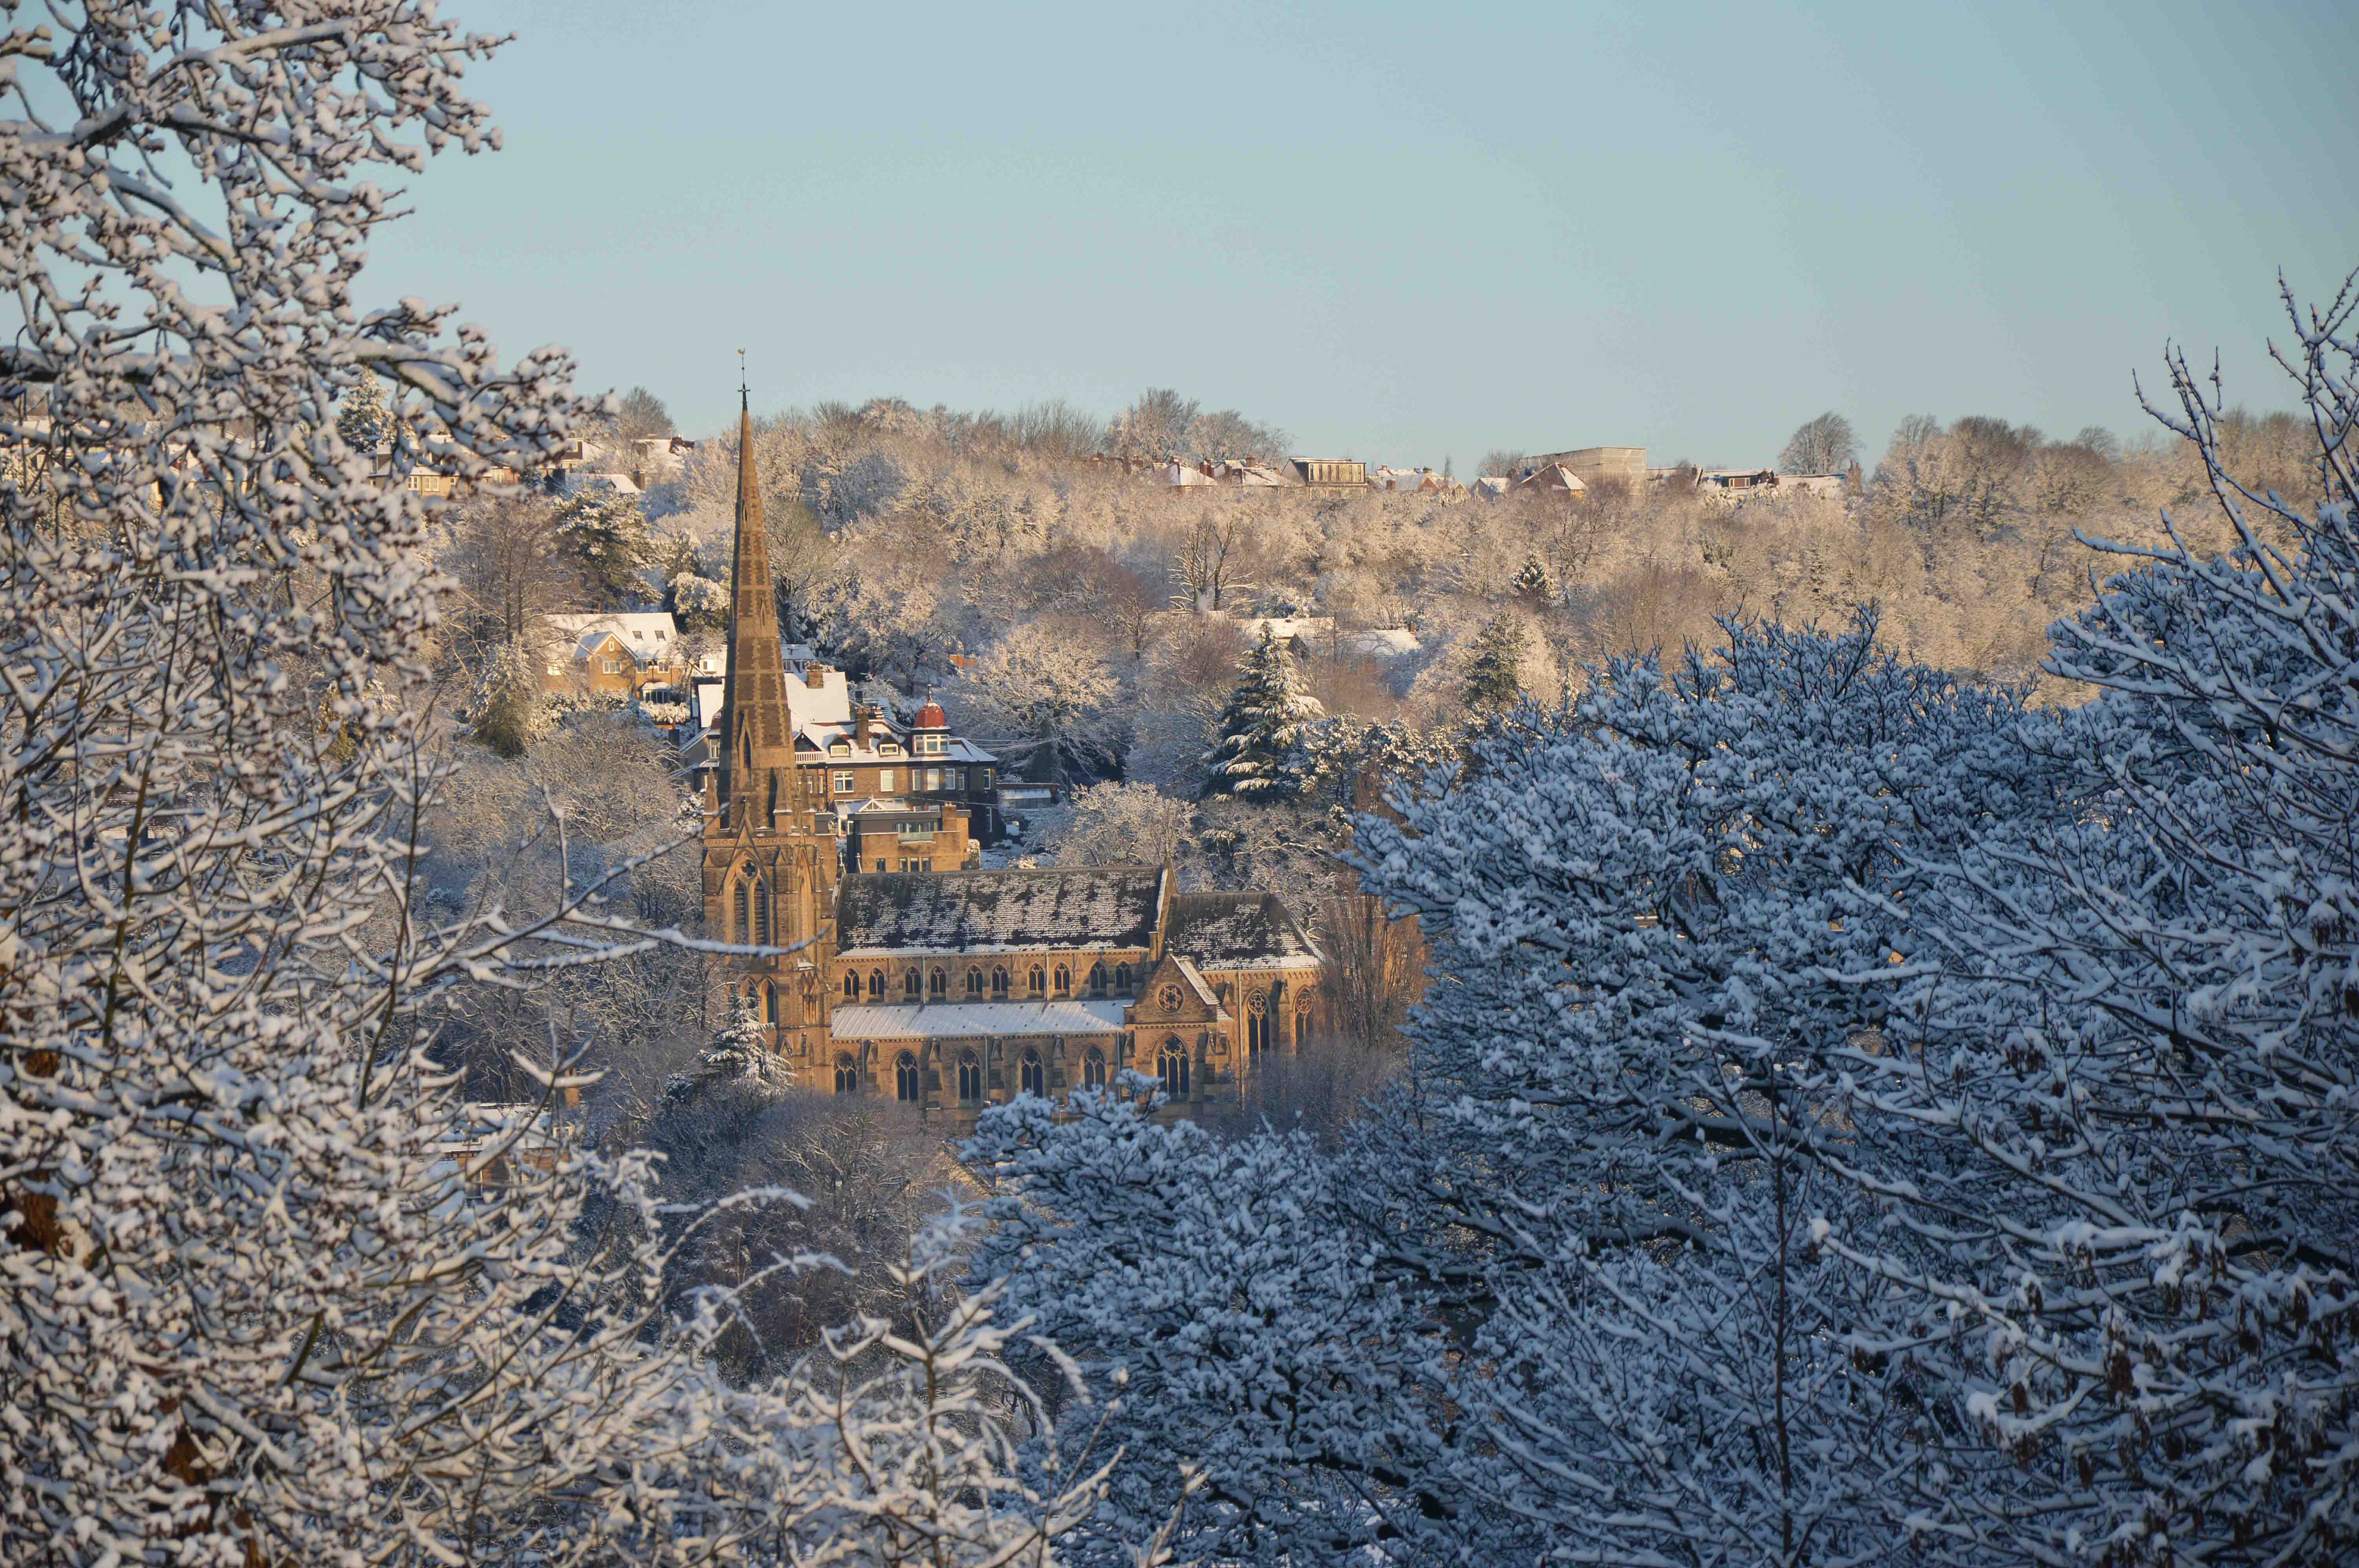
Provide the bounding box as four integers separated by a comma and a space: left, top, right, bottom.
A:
372, 0, 2358, 470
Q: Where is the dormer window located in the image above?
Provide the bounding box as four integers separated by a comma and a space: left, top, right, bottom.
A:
879, 742, 903, 757
829, 740, 851, 758
920, 735, 945, 756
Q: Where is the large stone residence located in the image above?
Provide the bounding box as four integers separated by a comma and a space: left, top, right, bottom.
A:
821, 867, 1321, 1118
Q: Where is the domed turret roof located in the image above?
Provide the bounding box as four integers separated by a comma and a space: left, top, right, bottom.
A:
913, 698, 949, 730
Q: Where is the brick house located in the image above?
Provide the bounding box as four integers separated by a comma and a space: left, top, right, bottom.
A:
540, 610, 709, 700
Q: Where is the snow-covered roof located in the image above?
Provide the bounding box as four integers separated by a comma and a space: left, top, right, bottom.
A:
1345, 628, 1422, 658
829, 998, 1130, 1040
547, 611, 682, 665
1170, 956, 1223, 1009
1472, 476, 1511, 499
1167, 892, 1321, 970
1515, 463, 1585, 493
836, 867, 1166, 957
1165, 462, 1217, 486
1243, 615, 1335, 644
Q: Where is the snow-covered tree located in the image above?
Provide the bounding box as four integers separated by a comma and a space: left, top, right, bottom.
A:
1203, 625, 1324, 800
337, 372, 393, 450
1779, 410, 1858, 475
669, 568, 729, 630
1347, 613, 2046, 1561
1819, 281, 2359, 1565
0, 6, 1127, 1561
946, 621, 1123, 788
1459, 615, 1529, 714
554, 486, 657, 602
1508, 553, 1555, 611
471, 634, 557, 755
965, 1085, 1452, 1565
1045, 781, 1193, 867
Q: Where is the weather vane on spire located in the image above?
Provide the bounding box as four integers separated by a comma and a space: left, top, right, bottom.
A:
737, 348, 747, 409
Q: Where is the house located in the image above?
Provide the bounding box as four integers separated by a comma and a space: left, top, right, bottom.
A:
1471, 475, 1512, 501
841, 795, 976, 875
540, 610, 693, 699
823, 870, 1323, 1118
1212, 459, 1285, 486
781, 670, 1003, 850
626, 434, 698, 486
1774, 472, 1848, 499
1290, 458, 1369, 491
1164, 459, 1219, 487
1371, 465, 1443, 494
1698, 467, 1780, 498
1514, 463, 1587, 497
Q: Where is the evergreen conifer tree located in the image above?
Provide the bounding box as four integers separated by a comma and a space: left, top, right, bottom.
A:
334, 373, 390, 450
1461, 616, 1529, 714
1508, 554, 1554, 612
1203, 626, 1324, 800
553, 488, 656, 603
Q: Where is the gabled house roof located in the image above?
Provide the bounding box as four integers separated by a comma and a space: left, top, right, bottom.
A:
546, 610, 683, 667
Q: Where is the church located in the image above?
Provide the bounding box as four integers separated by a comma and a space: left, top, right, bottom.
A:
700, 389, 1324, 1117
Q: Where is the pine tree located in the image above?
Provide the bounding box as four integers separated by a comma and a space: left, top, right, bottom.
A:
334, 373, 390, 450
471, 635, 553, 756
1203, 625, 1324, 800
553, 488, 656, 603
1508, 554, 1554, 612
667, 996, 789, 1100
1461, 616, 1528, 714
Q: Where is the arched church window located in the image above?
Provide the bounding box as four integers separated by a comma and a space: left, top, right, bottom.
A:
1027, 965, 1044, 997
732, 880, 749, 944
1088, 962, 1106, 996
965, 967, 983, 999
956, 1050, 982, 1104
903, 967, 921, 1000
1083, 1046, 1106, 1089
752, 879, 770, 946
842, 970, 859, 1001
1054, 965, 1070, 995
896, 1052, 921, 1103
834, 1053, 860, 1095
765, 982, 778, 1025
930, 967, 947, 998
1158, 1038, 1190, 1099
867, 968, 883, 1000
1020, 1048, 1044, 1097
991, 967, 1009, 999
1114, 963, 1132, 995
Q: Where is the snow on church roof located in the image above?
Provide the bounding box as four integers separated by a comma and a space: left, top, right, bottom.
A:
836, 867, 1167, 957
829, 998, 1130, 1040
1166, 893, 1321, 970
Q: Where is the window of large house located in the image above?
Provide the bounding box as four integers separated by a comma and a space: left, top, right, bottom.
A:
1083, 1047, 1106, 1089
878, 768, 896, 793
603, 659, 622, 674
991, 966, 1010, 999
956, 1050, 982, 1104
1088, 962, 1106, 997
1020, 1048, 1044, 1097
965, 967, 983, 999
896, 1052, 921, 1103
867, 969, 884, 1000
879, 741, 903, 757
834, 1053, 860, 1095
1027, 965, 1044, 997
978, 769, 994, 791
897, 820, 929, 839
1158, 1039, 1190, 1099
930, 967, 946, 998
1054, 965, 1070, 995
946, 768, 964, 791
923, 767, 941, 792
903, 967, 921, 1000
833, 771, 855, 794
829, 740, 851, 758
920, 734, 944, 755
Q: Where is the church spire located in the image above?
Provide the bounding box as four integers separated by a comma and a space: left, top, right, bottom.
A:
719, 378, 792, 805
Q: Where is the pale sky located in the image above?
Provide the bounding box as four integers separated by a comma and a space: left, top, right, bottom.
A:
370, 0, 2359, 470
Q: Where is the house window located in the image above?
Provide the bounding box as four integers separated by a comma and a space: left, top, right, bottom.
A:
946, 768, 964, 791
903, 967, 921, 1000
1114, 963, 1132, 995
878, 768, 895, 793
1054, 965, 1070, 995
897, 820, 929, 839
833, 771, 855, 794
1020, 1048, 1044, 1097
1158, 1039, 1190, 1099
965, 967, 983, 999
834, 1053, 860, 1095
956, 1050, 983, 1104
924, 767, 941, 791
1027, 965, 1044, 997
991, 967, 1009, 999
1088, 962, 1106, 997
879, 741, 903, 757
978, 769, 994, 791
603, 659, 622, 674
930, 967, 946, 998
830, 740, 851, 758
1083, 1046, 1106, 1089
868, 969, 884, 1000
896, 1052, 921, 1102
842, 971, 859, 1000
920, 735, 944, 755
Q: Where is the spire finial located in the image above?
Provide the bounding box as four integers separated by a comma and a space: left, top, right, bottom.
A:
737, 348, 747, 411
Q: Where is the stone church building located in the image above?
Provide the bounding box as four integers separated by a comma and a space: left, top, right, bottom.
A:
702, 389, 1323, 1116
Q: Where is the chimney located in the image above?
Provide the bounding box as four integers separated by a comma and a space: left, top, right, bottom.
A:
854, 705, 877, 749
804, 662, 829, 691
